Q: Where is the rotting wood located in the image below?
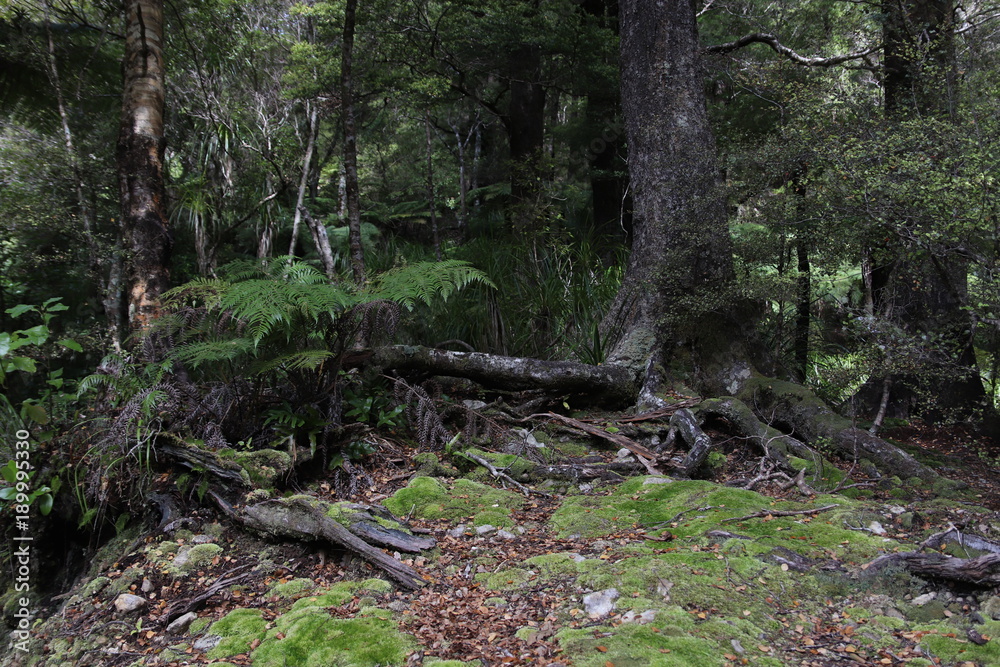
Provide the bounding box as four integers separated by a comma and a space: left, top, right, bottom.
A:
863, 551, 1000, 587
156, 433, 247, 485
159, 565, 255, 626
535, 412, 661, 474
921, 525, 1000, 555
210, 492, 429, 589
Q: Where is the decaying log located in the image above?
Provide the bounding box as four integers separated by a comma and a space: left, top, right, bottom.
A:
529, 461, 643, 483
864, 551, 1000, 587
215, 494, 431, 589
156, 433, 248, 485
537, 412, 661, 474
921, 527, 1000, 555
370, 345, 637, 407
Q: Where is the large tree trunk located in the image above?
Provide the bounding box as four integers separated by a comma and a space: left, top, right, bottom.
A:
118, 0, 171, 332
874, 1, 997, 433
505, 40, 546, 233
601, 0, 751, 400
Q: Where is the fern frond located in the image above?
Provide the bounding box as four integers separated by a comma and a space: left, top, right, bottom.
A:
172, 339, 257, 368
369, 260, 493, 310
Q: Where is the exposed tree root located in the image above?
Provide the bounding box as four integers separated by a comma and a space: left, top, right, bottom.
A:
740, 379, 957, 487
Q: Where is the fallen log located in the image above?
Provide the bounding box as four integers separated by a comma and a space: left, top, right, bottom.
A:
864, 551, 1000, 587
370, 345, 637, 407
212, 493, 430, 589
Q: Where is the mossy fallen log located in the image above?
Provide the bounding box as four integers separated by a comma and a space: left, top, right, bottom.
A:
225, 495, 432, 589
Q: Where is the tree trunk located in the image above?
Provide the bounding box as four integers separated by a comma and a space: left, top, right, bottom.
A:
118, 0, 171, 331
876, 1, 996, 433
287, 102, 319, 260
505, 37, 546, 233
602, 0, 750, 399
424, 110, 442, 260
342, 0, 365, 284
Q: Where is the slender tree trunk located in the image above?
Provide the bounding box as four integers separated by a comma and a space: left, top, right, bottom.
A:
118, 0, 171, 332
424, 110, 442, 260
602, 0, 748, 399
506, 34, 546, 233
342, 0, 365, 284
288, 102, 318, 258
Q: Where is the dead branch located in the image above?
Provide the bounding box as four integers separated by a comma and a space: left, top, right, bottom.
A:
458, 450, 551, 497
705, 33, 879, 68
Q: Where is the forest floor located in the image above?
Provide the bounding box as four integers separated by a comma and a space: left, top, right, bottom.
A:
4, 418, 1000, 667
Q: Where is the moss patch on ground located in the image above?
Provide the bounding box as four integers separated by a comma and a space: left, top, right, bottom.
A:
384, 477, 524, 524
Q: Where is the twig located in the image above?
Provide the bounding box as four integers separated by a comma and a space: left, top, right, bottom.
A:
458, 451, 551, 497
534, 412, 663, 474
723, 504, 839, 523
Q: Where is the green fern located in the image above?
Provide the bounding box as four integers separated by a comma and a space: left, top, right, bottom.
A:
158, 256, 491, 380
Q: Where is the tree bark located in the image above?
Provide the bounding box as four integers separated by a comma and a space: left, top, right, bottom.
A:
505, 39, 546, 233
602, 0, 751, 399
118, 0, 171, 331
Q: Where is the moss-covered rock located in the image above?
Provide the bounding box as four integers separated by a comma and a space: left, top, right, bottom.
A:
234, 448, 292, 486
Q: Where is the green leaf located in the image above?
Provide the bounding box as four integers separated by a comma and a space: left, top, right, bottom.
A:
5, 304, 35, 318
6, 356, 35, 373
37, 493, 53, 516
17, 325, 49, 346
23, 403, 48, 425
0, 487, 16, 501
0, 333, 11, 357
1, 461, 16, 484
58, 339, 84, 352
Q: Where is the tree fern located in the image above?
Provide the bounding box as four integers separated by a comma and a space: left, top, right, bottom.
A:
369, 260, 495, 311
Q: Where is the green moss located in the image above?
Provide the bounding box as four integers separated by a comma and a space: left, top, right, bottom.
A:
234, 448, 292, 486
170, 543, 223, 574
79, 576, 110, 597
475, 567, 535, 591
357, 578, 393, 595
557, 621, 723, 667
384, 477, 523, 523
911, 620, 1000, 665
290, 582, 362, 610
465, 448, 535, 481
472, 509, 514, 528
252, 610, 412, 667
269, 577, 316, 598
206, 608, 268, 659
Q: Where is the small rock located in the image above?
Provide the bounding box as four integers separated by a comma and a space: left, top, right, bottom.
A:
583, 588, 619, 619
888, 505, 906, 515
166, 612, 198, 634
190, 534, 214, 544
731, 639, 745, 655
172, 546, 192, 568
475, 524, 496, 535
615, 448, 633, 460
496, 529, 516, 540
981, 595, 1000, 620
192, 635, 221, 652
868, 521, 886, 535
578, 483, 594, 493
563, 552, 586, 562
620, 609, 656, 624
885, 608, 906, 620
387, 601, 409, 612
113, 594, 147, 613
464, 400, 488, 410
911, 592, 937, 606
969, 611, 986, 625
447, 524, 467, 538
140, 578, 154, 593
642, 476, 673, 486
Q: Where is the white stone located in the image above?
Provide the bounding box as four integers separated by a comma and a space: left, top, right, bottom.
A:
642, 476, 673, 485
620, 609, 656, 624
496, 529, 516, 540
868, 521, 887, 535
113, 594, 147, 613
475, 524, 496, 535
911, 592, 937, 606
192, 635, 221, 652
583, 588, 619, 619
447, 524, 467, 538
